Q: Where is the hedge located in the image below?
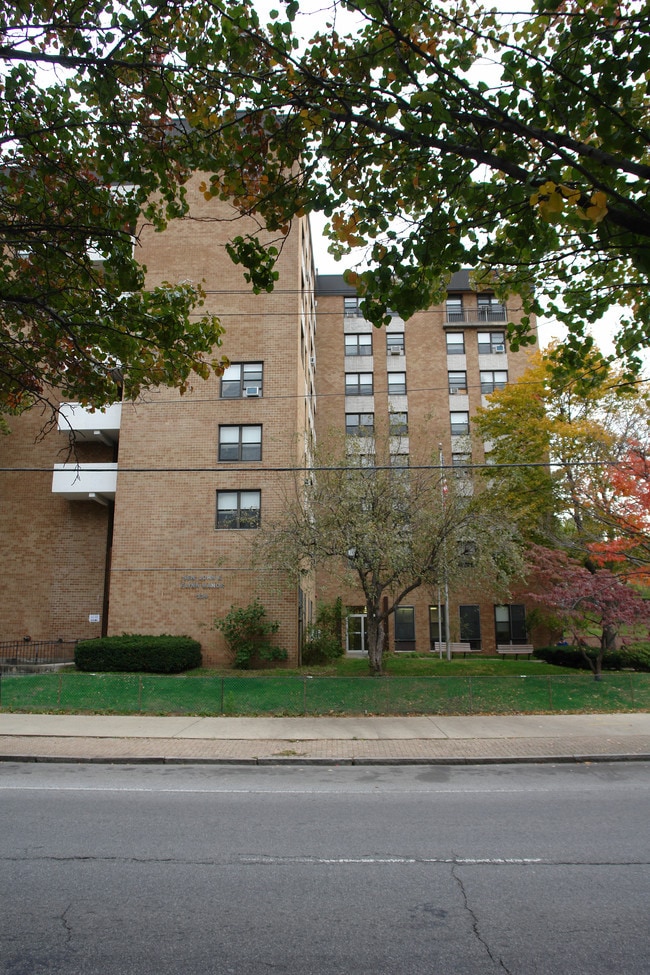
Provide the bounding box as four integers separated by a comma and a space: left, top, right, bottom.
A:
534, 644, 650, 672
75, 635, 202, 673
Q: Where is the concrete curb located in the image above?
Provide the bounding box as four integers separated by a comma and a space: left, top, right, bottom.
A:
2, 752, 650, 766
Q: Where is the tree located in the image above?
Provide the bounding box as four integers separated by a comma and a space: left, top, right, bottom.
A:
258, 438, 523, 674
473, 347, 650, 553
0, 0, 238, 419
588, 442, 650, 580
195, 0, 650, 375
524, 545, 650, 678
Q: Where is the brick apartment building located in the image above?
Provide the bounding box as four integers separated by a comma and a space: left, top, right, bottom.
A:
0, 176, 537, 664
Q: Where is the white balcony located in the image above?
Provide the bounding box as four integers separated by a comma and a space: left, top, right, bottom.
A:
52, 463, 118, 503
58, 402, 122, 444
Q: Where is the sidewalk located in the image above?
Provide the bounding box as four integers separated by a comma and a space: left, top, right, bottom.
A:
1, 712, 649, 765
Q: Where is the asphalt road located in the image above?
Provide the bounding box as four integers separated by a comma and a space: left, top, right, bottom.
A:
1, 762, 649, 975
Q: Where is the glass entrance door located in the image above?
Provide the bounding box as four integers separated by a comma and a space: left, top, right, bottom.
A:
346, 614, 367, 655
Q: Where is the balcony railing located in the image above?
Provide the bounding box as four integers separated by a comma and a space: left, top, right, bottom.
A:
52, 463, 118, 502
58, 402, 121, 444
445, 307, 507, 324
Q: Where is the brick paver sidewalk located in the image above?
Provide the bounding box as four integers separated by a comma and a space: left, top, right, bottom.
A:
1, 733, 649, 764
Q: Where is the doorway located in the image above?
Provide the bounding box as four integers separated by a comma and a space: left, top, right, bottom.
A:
346, 613, 368, 655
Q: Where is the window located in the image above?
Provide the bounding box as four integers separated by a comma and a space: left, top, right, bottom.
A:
477, 331, 506, 354
220, 362, 263, 398
387, 332, 405, 355
452, 452, 471, 477
446, 332, 465, 355
345, 372, 373, 396
390, 453, 409, 469
387, 372, 406, 395
459, 604, 481, 649
394, 606, 415, 644
448, 370, 468, 395
495, 604, 527, 644
346, 412, 374, 436
477, 294, 506, 321
216, 490, 261, 529
480, 370, 508, 394
389, 411, 408, 436
219, 425, 262, 462
345, 333, 372, 356
446, 295, 464, 322
429, 604, 447, 646
450, 411, 469, 436
457, 540, 477, 566
344, 296, 362, 317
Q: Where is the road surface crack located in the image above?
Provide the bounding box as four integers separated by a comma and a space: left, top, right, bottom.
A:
60, 902, 73, 946
451, 863, 512, 974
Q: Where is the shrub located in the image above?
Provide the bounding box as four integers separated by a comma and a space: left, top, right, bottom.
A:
534, 644, 650, 672
75, 635, 202, 673
214, 600, 288, 669
302, 598, 344, 665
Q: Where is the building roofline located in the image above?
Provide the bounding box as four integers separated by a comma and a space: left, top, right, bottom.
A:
315, 269, 475, 296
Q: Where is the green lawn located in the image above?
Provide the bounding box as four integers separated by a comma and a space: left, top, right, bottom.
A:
1, 657, 648, 716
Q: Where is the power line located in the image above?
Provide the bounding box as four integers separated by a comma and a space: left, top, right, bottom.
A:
0, 459, 635, 474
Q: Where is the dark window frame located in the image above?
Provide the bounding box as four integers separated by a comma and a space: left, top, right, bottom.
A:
344, 333, 373, 356
216, 490, 261, 529
494, 604, 527, 644
450, 411, 470, 436
448, 370, 468, 394
446, 332, 465, 355
218, 424, 262, 462
477, 331, 506, 354
220, 362, 264, 399
345, 372, 374, 396
345, 412, 375, 436
480, 370, 508, 394
394, 605, 416, 644
387, 371, 407, 395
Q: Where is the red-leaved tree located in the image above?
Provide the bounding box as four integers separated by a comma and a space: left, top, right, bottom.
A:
524, 546, 650, 678
588, 444, 650, 581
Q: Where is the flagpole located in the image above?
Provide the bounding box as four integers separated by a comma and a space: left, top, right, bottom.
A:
439, 443, 451, 662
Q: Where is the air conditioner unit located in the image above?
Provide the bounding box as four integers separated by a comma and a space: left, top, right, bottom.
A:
389, 348, 404, 356
449, 387, 458, 395
243, 386, 261, 397
310, 356, 316, 366
493, 344, 506, 353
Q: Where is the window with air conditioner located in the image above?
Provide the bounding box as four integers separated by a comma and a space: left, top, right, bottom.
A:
220, 362, 263, 398
387, 333, 405, 355
477, 331, 506, 355
448, 371, 468, 395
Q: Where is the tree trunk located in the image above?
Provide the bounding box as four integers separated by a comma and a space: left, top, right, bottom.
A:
367, 612, 385, 676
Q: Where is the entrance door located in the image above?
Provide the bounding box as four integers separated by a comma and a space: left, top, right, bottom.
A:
346, 614, 367, 655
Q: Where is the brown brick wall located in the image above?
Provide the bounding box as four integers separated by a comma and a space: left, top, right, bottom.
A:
0, 406, 111, 641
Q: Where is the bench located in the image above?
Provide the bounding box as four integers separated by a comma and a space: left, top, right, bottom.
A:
497, 644, 534, 659
433, 641, 481, 658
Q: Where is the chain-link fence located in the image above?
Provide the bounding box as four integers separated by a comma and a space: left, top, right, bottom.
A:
1, 672, 649, 715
